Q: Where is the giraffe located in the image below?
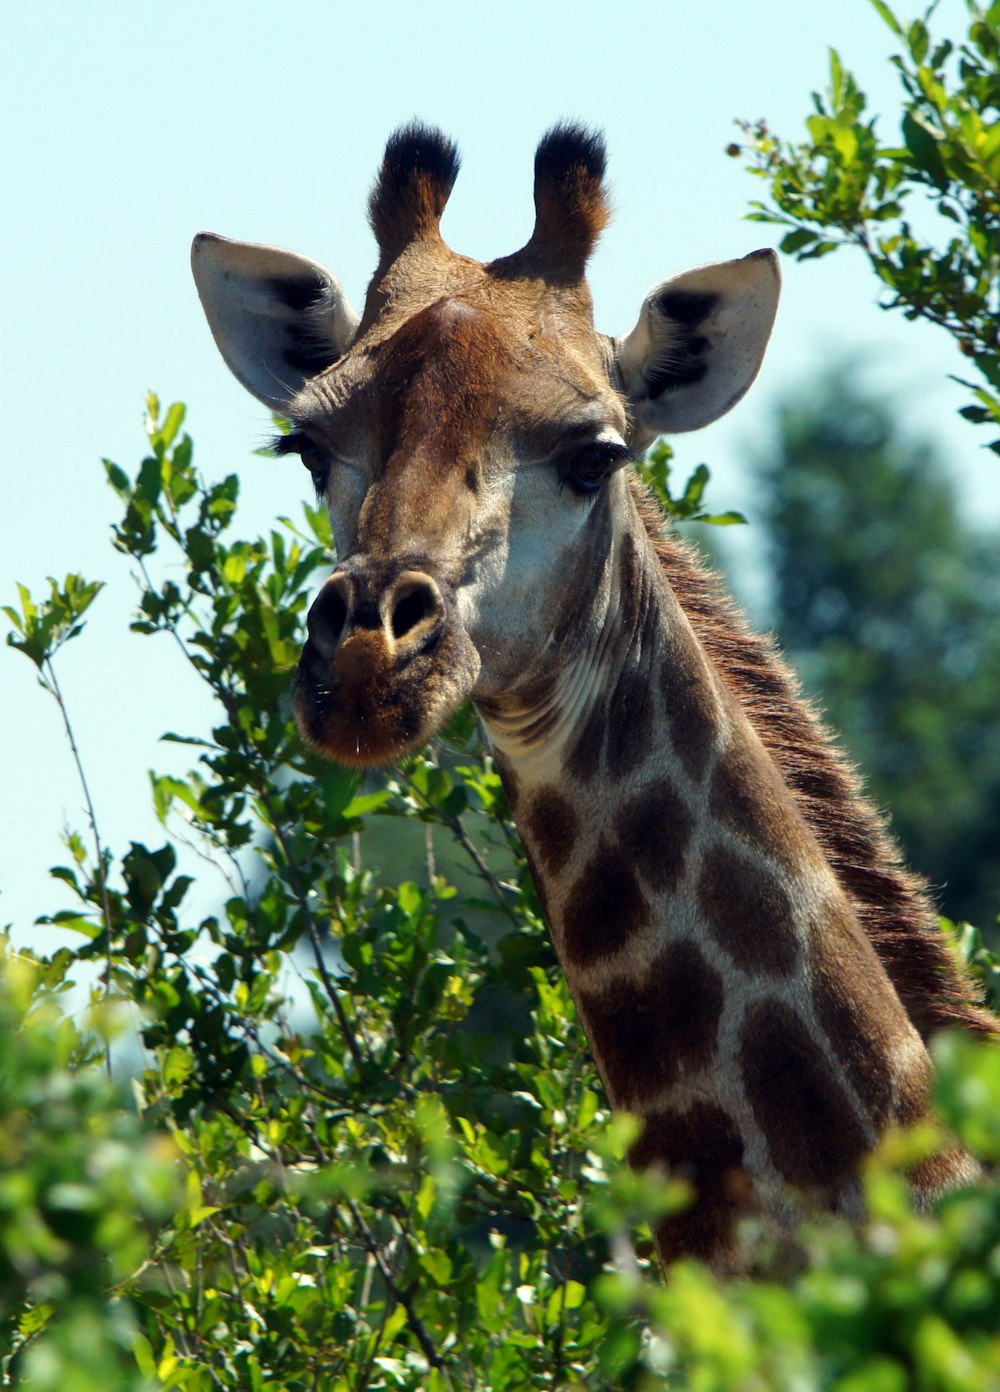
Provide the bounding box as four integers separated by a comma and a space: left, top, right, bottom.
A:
192, 123, 995, 1268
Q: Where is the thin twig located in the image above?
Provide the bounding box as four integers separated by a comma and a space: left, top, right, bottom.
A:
135, 553, 367, 1076
44, 657, 115, 1075
445, 811, 521, 923
211, 1217, 258, 1336
345, 1199, 450, 1380
400, 772, 521, 927
260, 799, 367, 1075
424, 820, 436, 886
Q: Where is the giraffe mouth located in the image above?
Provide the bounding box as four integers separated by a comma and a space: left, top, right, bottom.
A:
293, 564, 480, 767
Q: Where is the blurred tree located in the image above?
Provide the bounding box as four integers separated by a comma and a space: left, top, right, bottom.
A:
751, 367, 1000, 928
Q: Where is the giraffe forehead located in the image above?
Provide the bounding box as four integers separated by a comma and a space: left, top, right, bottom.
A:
306, 292, 618, 473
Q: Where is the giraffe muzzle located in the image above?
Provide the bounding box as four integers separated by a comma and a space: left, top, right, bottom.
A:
294, 561, 480, 767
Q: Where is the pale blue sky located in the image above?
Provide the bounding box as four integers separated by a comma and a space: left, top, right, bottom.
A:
2, 0, 992, 938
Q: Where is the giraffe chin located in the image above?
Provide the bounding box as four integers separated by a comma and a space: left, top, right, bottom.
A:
292, 627, 480, 769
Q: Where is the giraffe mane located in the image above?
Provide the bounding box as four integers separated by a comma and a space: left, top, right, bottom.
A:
631, 478, 999, 1043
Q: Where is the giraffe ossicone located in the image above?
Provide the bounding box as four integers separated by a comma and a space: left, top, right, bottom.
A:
193, 122, 994, 1269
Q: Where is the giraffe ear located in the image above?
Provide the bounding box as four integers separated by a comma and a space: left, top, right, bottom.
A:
614, 249, 780, 435
191, 233, 360, 412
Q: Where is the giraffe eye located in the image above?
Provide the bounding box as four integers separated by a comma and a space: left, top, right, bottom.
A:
273, 430, 330, 494
300, 448, 330, 496
562, 440, 631, 496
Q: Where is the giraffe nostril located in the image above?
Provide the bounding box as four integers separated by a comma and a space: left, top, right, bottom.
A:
389, 575, 441, 643
309, 577, 350, 654
391, 585, 429, 640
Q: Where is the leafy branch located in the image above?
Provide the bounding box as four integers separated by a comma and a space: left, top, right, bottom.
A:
733, 0, 1000, 450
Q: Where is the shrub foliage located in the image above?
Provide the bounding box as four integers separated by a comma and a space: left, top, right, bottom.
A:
735, 0, 1000, 452
2, 398, 999, 1390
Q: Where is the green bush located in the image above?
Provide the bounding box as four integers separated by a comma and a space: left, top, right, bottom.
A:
3, 399, 999, 1389
0, 948, 178, 1390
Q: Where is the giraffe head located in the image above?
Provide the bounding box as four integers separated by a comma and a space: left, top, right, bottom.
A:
192, 124, 779, 766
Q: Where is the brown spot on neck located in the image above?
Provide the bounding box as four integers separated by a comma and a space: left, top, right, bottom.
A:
618, 531, 643, 615
629, 1102, 748, 1267
579, 938, 724, 1108
709, 737, 818, 875
524, 786, 579, 876
604, 545, 660, 779
605, 654, 657, 780
564, 526, 667, 785
698, 844, 800, 977
618, 778, 693, 892
565, 694, 607, 784
810, 898, 926, 1129
561, 839, 649, 968
492, 750, 522, 816
660, 622, 722, 785
740, 999, 870, 1191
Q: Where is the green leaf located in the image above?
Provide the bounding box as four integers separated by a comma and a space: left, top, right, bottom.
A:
155, 400, 186, 452
869, 0, 903, 36
781, 228, 819, 254
907, 18, 929, 66
902, 109, 949, 187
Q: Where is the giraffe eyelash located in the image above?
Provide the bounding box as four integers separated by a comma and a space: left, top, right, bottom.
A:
270, 429, 312, 457
560, 439, 636, 497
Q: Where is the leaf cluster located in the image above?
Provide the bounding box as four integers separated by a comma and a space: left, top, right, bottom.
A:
2, 398, 999, 1388
637, 442, 747, 527
735, 0, 1000, 451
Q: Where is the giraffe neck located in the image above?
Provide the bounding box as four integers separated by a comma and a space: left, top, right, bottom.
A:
481, 493, 935, 1262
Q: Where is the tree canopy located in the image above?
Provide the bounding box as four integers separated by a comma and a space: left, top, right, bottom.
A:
746, 366, 1000, 930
